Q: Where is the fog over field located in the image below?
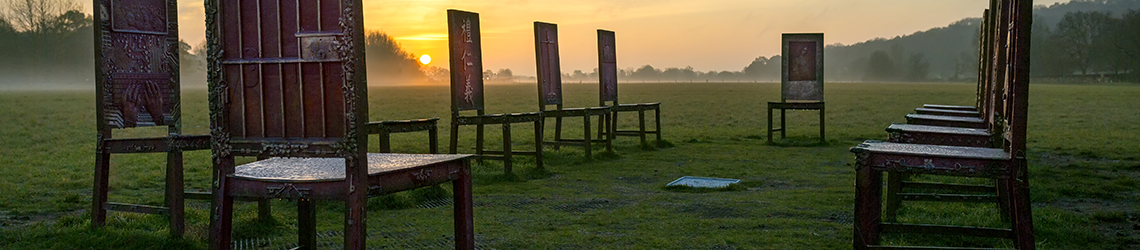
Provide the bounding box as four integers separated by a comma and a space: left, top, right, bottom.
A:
3, 0, 1139, 90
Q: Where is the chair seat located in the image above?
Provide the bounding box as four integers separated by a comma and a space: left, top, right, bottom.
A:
851, 141, 1009, 178
234, 153, 472, 182
545, 106, 611, 116
456, 112, 542, 125
768, 101, 824, 110
886, 124, 990, 136
922, 104, 976, 111
614, 103, 660, 111
915, 108, 981, 117
906, 114, 984, 123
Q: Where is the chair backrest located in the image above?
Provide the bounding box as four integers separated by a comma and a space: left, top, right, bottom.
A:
207, 0, 367, 158
1001, 0, 1032, 157
597, 30, 618, 106
448, 10, 486, 114
534, 22, 562, 110
781, 33, 824, 102
975, 9, 991, 111
94, 0, 180, 131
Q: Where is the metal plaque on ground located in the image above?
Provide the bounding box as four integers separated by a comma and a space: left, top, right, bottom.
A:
666, 176, 741, 188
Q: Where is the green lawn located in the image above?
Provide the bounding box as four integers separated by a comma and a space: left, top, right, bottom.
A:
1, 82, 1137, 249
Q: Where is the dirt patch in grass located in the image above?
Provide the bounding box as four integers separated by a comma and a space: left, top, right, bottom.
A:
1046, 198, 1140, 248
551, 198, 629, 214
675, 202, 746, 219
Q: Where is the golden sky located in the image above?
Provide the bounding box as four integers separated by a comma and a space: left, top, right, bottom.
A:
82, 0, 1071, 76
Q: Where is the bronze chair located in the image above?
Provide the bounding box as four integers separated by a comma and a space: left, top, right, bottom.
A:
851, 1, 1034, 248
767, 33, 825, 144
596, 29, 663, 147
205, 1, 474, 249
883, 8, 1009, 221
534, 22, 612, 157
366, 118, 440, 153
447, 10, 544, 174
91, 0, 211, 237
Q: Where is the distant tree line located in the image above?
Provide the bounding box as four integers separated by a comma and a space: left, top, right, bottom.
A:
0, 0, 92, 88
1031, 10, 1140, 82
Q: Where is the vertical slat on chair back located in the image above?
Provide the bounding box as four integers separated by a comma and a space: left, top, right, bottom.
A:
987, 0, 1011, 139
598, 30, 618, 106
214, 0, 358, 141
975, 9, 991, 113
780, 33, 824, 102
95, 0, 180, 130
209, 0, 366, 156
448, 10, 485, 112
534, 22, 562, 108
1004, 0, 1032, 156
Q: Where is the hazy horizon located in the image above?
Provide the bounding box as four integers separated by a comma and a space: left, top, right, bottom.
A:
77, 0, 1074, 77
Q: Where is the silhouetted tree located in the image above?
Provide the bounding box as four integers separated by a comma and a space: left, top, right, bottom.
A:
904, 53, 931, 81
1052, 11, 1117, 75
864, 50, 895, 81
364, 30, 426, 84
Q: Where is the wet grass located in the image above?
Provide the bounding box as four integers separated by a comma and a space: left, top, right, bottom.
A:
1, 82, 1138, 249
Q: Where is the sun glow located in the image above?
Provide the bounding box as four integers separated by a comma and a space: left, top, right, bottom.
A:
419, 54, 431, 65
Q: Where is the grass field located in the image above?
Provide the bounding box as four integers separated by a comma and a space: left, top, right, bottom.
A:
1, 82, 1138, 249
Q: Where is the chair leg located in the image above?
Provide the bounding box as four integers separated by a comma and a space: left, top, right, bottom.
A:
584, 115, 592, 159
449, 123, 459, 154
767, 105, 773, 144
534, 119, 544, 170
166, 150, 185, 237
597, 112, 606, 140
819, 105, 826, 143
379, 130, 392, 153
884, 172, 905, 222
655, 107, 662, 143
502, 123, 512, 175
93, 147, 110, 227
453, 165, 475, 250
554, 116, 563, 150
209, 157, 235, 250
476, 124, 485, 162
1011, 162, 1035, 250
605, 113, 613, 152
258, 199, 272, 222
298, 200, 316, 250
638, 110, 647, 146
780, 109, 787, 139
430, 125, 440, 154
854, 166, 882, 249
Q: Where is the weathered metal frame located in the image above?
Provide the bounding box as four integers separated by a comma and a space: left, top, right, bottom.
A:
768, 33, 825, 144
206, 1, 473, 249
534, 22, 613, 157
91, 0, 214, 237
447, 9, 543, 174
851, 1, 1034, 249
595, 29, 663, 147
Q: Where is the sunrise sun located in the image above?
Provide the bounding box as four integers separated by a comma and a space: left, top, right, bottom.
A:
419, 54, 431, 65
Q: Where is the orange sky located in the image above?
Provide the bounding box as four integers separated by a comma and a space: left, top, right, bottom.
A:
82, 0, 1071, 76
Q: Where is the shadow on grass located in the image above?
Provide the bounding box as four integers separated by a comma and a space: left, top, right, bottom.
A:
766, 136, 830, 147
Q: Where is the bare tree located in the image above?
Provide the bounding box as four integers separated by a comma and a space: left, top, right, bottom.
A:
1052, 11, 1117, 75
1, 0, 81, 35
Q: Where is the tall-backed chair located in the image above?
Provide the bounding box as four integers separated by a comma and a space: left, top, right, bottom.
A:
91, 0, 211, 236
447, 10, 544, 174
596, 29, 662, 147
534, 22, 612, 157
851, 1, 1034, 248
767, 33, 825, 144
205, 1, 474, 249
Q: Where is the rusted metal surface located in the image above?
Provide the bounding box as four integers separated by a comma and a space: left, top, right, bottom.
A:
448, 10, 484, 112
533, 22, 612, 157
905, 114, 987, 129
852, 1, 1035, 248
534, 22, 562, 106
598, 30, 618, 102
596, 29, 662, 146
207, 2, 475, 249
92, 0, 193, 237
914, 108, 981, 117
886, 124, 992, 147
769, 33, 825, 144
447, 10, 543, 173
780, 33, 824, 102
922, 104, 976, 111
